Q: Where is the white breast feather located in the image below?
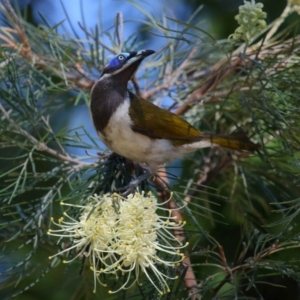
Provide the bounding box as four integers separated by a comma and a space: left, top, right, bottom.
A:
97, 99, 211, 170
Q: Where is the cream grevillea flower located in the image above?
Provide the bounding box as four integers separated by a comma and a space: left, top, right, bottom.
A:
48, 192, 187, 295
230, 0, 267, 42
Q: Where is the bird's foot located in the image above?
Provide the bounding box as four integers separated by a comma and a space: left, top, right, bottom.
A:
117, 171, 151, 196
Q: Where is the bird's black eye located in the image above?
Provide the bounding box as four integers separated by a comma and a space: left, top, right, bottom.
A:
118, 54, 125, 60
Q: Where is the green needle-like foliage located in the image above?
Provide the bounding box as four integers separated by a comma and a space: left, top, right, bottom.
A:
0, 1, 300, 299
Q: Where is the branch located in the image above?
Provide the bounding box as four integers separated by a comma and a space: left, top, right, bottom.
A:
183, 149, 234, 204
78, 22, 116, 53
2, 0, 31, 56
265, 4, 293, 42
174, 36, 300, 116
153, 170, 199, 300
115, 12, 124, 52
211, 240, 300, 298
0, 103, 91, 168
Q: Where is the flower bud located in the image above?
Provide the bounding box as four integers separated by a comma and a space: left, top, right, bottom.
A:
229, 0, 267, 42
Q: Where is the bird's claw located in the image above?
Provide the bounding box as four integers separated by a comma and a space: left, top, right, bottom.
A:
116, 171, 151, 196
117, 178, 141, 196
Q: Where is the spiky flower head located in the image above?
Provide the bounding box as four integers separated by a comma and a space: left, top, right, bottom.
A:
230, 0, 267, 42
48, 192, 187, 295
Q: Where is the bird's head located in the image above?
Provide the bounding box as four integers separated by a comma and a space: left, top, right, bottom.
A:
99, 50, 155, 83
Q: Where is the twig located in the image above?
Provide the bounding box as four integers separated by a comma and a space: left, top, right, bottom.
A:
166, 48, 198, 87
211, 241, 300, 297
184, 150, 234, 203
0, 103, 90, 168
173, 36, 300, 116
153, 169, 199, 300
115, 12, 124, 52
174, 63, 236, 116
2, 0, 31, 56
265, 4, 293, 42
78, 22, 116, 53
141, 49, 197, 100
131, 76, 141, 97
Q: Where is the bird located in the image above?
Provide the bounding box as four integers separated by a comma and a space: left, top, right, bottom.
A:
90, 50, 259, 188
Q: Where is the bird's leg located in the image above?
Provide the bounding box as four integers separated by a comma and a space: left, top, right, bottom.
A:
117, 168, 151, 196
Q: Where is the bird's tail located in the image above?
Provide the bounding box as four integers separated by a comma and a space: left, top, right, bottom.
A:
210, 132, 259, 152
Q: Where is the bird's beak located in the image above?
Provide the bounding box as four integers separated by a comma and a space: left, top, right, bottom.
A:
134, 49, 155, 58
117, 49, 155, 82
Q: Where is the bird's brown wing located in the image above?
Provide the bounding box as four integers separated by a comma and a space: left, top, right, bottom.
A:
128, 93, 260, 151
128, 93, 202, 146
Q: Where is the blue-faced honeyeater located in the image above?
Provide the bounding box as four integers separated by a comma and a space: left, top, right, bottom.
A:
90, 50, 258, 175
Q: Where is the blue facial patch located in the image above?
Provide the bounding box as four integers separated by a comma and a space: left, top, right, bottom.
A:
108, 52, 130, 68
